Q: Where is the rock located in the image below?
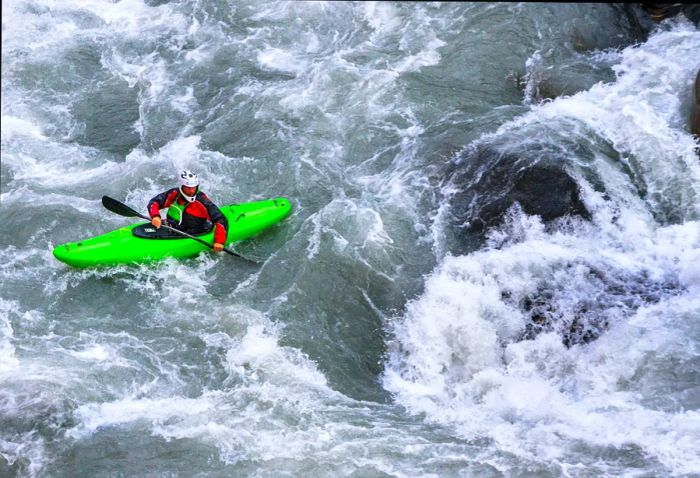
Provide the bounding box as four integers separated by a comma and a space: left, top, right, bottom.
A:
642, 4, 700, 24
641, 3, 685, 22
615, 4, 658, 42
445, 144, 590, 243
617, 5, 700, 43
516, 262, 681, 347
686, 4, 700, 24
510, 165, 589, 220
692, 68, 700, 139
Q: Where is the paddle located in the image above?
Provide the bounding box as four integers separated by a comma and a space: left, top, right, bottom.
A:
101, 195, 245, 259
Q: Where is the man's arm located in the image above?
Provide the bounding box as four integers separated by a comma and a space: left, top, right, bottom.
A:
148, 188, 179, 218
199, 193, 229, 245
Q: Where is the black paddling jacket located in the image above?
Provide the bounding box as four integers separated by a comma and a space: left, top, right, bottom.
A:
148, 188, 228, 243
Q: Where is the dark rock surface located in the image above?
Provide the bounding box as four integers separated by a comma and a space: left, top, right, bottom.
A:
509, 165, 589, 222
692, 68, 700, 139
640, 3, 700, 24
516, 261, 682, 347
619, 4, 700, 42
443, 144, 590, 254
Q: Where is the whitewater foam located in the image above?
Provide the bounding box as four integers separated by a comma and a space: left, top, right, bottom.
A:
2, 2, 699, 476
0, 300, 20, 375
385, 22, 700, 475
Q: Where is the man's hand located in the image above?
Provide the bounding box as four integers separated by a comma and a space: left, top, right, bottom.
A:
213, 242, 224, 252
151, 216, 162, 229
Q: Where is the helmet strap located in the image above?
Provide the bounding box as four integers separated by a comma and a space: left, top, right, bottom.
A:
179, 186, 198, 203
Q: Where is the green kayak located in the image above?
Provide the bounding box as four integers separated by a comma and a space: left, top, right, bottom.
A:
53, 197, 291, 268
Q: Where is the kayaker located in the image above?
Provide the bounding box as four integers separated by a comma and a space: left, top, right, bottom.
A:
148, 170, 228, 252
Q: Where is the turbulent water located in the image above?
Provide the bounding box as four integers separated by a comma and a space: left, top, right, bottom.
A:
2, 2, 700, 477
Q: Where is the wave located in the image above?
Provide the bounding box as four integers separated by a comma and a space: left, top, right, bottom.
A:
385, 21, 700, 475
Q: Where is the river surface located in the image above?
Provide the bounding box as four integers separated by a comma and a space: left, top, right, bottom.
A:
2, 2, 700, 477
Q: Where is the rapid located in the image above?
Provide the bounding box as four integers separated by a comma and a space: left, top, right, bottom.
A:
1, 2, 699, 477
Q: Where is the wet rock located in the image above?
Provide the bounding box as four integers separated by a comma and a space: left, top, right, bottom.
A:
517, 262, 682, 347
526, 79, 563, 104
572, 28, 589, 53
641, 3, 685, 22
641, 3, 700, 24
619, 4, 700, 41
509, 60, 565, 105
615, 4, 658, 42
510, 165, 588, 220
685, 4, 700, 24
520, 289, 610, 348
692, 68, 700, 139
444, 144, 590, 246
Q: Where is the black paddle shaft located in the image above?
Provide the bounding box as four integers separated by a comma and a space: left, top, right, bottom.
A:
101, 195, 241, 258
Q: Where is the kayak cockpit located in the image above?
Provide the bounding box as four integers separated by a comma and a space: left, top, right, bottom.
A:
131, 223, 212, 240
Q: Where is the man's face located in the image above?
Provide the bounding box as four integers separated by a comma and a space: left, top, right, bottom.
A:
181, 185, 197, 197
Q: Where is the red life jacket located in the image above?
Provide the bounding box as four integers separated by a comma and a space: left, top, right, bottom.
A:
148, 188, 228, 244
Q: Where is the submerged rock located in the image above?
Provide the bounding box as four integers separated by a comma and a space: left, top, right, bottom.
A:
509, 70, 564, 104
517, 262, 683, 347
692, 68, 700, 139
444, 144, 590, 247
509, 164, 588, 221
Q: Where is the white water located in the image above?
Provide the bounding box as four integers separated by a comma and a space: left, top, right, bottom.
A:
385, 19, 700, 476
2, 2, 700, 477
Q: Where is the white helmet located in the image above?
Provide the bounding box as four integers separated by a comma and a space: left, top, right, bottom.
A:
178, 170, 199, 203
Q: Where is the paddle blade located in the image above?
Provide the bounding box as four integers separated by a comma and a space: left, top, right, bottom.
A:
101, 196, 144, 218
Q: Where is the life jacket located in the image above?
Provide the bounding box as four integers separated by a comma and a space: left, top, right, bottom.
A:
148, 188, 229, 243
166, 200, 189, 226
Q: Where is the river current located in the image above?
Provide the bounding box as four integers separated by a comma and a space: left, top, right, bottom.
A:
2, 2, 699, 477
